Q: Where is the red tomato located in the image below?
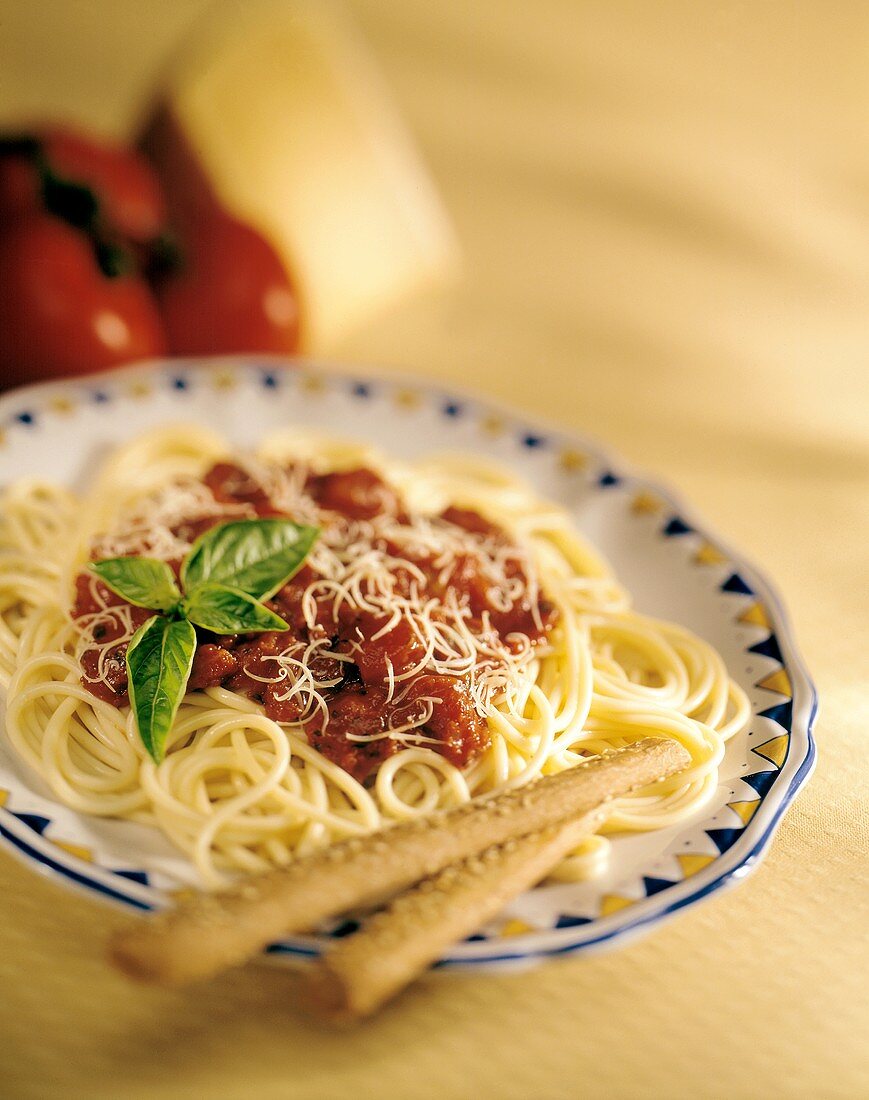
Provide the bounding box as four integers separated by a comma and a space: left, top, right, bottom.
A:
0, 213, 166, 389
156, 212, 301, 355
0, 127, 167, 244
0, 151, 38, 222
42, 127, 167, 243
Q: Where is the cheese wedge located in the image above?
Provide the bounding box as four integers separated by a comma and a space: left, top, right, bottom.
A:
145, 0, 458, 350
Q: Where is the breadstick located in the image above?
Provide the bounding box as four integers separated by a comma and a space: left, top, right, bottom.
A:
306, 812, 601, 1021
110, 737, 689, 984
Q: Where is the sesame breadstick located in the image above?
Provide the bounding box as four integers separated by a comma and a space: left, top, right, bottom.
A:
306, 812, 602, 1021
110, 738, 689, 985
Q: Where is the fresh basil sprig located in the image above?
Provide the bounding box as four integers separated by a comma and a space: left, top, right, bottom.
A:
90, 557, 182, 614
126, 616, 197, 764
182, 583, 290, 634
182, 518, 320, 601
89, 517, 319, 762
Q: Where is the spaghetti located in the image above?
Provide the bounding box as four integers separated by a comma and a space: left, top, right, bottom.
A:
0, 426, 748, 887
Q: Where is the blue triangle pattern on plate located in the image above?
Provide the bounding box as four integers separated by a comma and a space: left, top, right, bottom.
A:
554, 914, 593, 928
662, 517, 692, 536
642, 875, 676, 897
740, 770, 778, 799
598, 471, 621, 487
12, 812, 51, 835
113, 869, 150, 886
748, 633, 783, 662
758, 700, 793, 730
721, 572, 754, 595
329, 919, 360, 938
705, 827, 742, 854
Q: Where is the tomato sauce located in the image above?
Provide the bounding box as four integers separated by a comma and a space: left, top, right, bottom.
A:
74, 462, 557, 781
71, 573, 152, 705
306, 468, 405, 521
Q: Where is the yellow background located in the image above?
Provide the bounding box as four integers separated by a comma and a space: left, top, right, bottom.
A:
1, 2, 867, 1097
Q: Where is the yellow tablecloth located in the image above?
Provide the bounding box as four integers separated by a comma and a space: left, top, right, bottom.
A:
1, 3, 867, 1097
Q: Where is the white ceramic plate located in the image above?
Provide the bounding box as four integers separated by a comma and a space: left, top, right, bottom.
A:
0, 359, 816, 969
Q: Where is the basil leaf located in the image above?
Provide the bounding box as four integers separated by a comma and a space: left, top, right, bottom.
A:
183, 583, 290, 634
127, 615, 196, 763
181, 518, 319, 601
90, 557, 181, 613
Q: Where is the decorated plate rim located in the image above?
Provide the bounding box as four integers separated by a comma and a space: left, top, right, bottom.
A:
0, 357, 818, 970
